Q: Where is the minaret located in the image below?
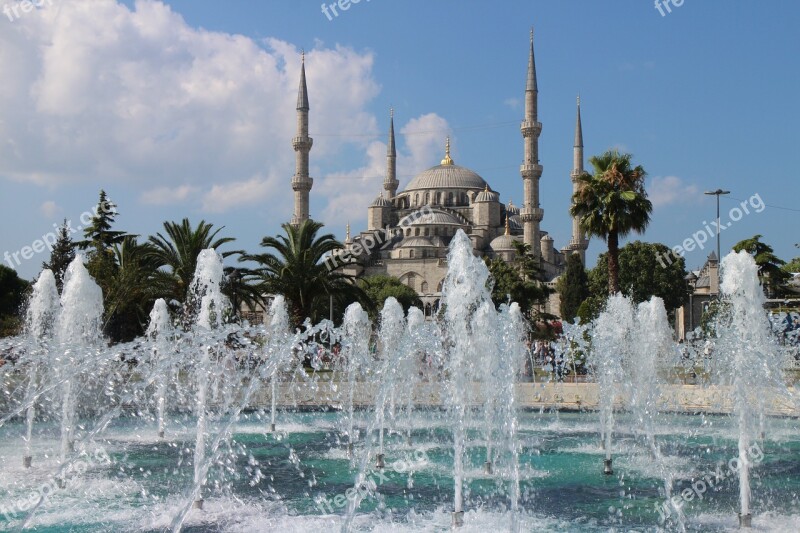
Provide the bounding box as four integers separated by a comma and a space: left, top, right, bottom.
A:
568, 95, 590, 263
291, 52, 314, 226
384, 108, 399, 199
520, 28, 544, 257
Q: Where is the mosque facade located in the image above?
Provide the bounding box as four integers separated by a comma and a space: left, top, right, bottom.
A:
289, 34, 589, 318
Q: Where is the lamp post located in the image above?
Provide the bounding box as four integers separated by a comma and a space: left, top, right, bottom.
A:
704, 189, 730, 292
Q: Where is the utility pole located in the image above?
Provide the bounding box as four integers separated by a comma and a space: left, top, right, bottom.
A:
704, 189, 730, 293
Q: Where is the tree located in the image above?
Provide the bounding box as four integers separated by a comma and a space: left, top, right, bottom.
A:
76, 190, 127, 297
557, 253, 589, 323
783, 257, 800, 274
241, 220, 370, 328
570, 150, 653, 294
0, 265, 29, 337
732, 235, 790, 298
359, 275, 422, 320
42, 219, 76, 292
103, 236, 172, 342
586, 241, 689, 323
486, 241, 551, 322
148, 218, 239, 302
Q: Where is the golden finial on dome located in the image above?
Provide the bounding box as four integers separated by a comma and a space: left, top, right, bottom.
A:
441, 136, 454, 166
504, 216, 510, 236
345, 221, 351, 243
301, 49, 305, 63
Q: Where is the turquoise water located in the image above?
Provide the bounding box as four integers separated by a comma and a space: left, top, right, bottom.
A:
1, 410, 799, 531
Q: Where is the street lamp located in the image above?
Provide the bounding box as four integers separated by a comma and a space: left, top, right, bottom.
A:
704, 189, 730, 292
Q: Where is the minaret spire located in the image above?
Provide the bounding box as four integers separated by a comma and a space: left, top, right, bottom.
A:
291, 51, 313, 226
384, 108, 399, 198
527, 27, 538, 93
520, 28, 543, 257
567, 94, 589, 263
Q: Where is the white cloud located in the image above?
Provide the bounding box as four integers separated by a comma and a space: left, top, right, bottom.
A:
140, 185, 197, 206
649, 175, 700, 208
0, 0, 380, 225
39, 200, 59, 218
201, 176, 277, 214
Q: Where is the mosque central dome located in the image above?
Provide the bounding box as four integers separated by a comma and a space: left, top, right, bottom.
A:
404, 138, 488, 192
404, 164, 488, 191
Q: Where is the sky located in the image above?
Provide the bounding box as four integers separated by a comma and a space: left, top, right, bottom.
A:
1, 0, 798, 281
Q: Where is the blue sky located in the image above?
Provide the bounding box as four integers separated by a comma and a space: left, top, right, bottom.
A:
1, 0, 798, 281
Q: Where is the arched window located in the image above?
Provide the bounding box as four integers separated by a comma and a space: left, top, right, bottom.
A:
415, 228, 420, 236
424, 192, 430, 204
424, 227, 429, 236
407, 274, 416, 290
434, 227, 439, 236
421, 281, 429, 293
448, 192, 454, 206
409, 249, 415, 259
415, 194, 419, 206
437, 279, 444, 292
406, 228, 411, 237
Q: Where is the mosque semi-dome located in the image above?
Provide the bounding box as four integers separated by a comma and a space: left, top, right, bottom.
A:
489, 233, 518, 252
398, 209, 465, 227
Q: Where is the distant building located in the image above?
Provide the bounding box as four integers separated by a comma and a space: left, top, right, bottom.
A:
675, 252, 719, 340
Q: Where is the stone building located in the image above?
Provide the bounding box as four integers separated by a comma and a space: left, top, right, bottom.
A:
289, 33, 590, 318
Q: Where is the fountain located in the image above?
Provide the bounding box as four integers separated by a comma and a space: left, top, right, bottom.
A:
1, 240, 799, 532
21, 269, 60, 468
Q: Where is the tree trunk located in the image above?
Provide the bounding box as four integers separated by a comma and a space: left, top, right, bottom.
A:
607, 232, 620, 295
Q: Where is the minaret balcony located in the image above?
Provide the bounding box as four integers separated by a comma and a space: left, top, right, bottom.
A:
292, 136, 313, 150
520, 163, 543, 178
291, 175, 313, 191
521, 206, 544, 222
520, 120, 542, 137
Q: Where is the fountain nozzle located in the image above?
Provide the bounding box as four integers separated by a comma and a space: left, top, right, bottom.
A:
158, 430, 164, 439
23, 456, 32, 468
193, 498, 204, 510
270, 423, 276, 432
375, 453, 385, 469
603, 458, 613, 475
484, 461, 493, 475
738, 513, 752, 528
452, 510, 464, 528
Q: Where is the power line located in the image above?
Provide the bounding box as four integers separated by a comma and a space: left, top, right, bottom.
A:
722, 195, 800, 214
318, 164, 519, 181
310, 120, 518, 138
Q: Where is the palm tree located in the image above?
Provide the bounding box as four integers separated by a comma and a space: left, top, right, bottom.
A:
241, 220, 370, 327
104, 236, 173, 341
570, 150, 652, 294
148, 218, 240, 301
